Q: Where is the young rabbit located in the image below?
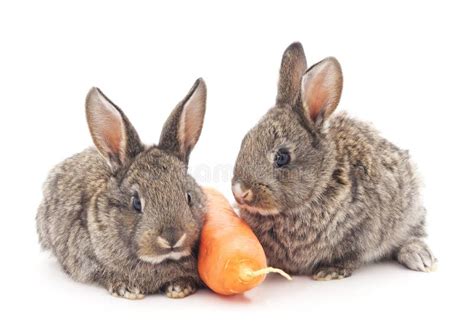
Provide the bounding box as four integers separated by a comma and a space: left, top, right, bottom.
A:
36, 79, 207, 298
232, 43, 437, 280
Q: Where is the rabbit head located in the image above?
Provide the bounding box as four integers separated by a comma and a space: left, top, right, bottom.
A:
85, 79, 206, 270
232, 43, 343, 215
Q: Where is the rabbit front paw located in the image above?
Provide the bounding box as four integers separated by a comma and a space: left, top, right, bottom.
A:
397, 239, 437, 272
107, 282, 145, 300
163, 279, 197, 299
312, 266, 353, 281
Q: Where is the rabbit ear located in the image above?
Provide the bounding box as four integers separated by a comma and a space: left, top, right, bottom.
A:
86, 87, 143, 171
158, 78, 207, 164
276, 42, 307, 107
300, 57, 343, 123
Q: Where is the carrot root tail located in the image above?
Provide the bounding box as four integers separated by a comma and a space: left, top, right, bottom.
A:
243, 267, 292, 281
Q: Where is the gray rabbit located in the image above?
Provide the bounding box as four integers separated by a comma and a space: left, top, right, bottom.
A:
232, 43, 436, 280
36, 79, 207, 298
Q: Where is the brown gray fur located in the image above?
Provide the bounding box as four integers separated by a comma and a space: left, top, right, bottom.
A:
232, 43, 436, 280
36, 79, 207, 299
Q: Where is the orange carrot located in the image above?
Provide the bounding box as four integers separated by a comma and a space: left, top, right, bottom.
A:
198, 187, 291, 295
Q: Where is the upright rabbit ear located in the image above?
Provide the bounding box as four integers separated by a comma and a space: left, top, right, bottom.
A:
158, 78, 207, 164
86, 88, 143, 172
276, 42, 307, 107
300, 57, 343, 123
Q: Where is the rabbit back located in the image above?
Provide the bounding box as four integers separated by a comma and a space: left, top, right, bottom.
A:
36, 148, 109, 282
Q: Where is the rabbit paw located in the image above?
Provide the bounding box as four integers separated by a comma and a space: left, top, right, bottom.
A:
164, 280, 197, 299
397, 239, 437, 272
107, 282, 145, 300
312, 266, 352, 281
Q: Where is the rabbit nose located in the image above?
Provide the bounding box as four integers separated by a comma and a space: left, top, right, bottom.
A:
157, 227, 184, 248
232, 183, 253, 204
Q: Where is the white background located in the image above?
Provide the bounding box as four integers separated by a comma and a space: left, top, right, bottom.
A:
1, 1, 473, 329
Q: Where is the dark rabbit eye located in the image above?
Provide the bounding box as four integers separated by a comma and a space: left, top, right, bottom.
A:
186, 192, 192, 205
132, 194, 142, 213
274, 149, 291, 167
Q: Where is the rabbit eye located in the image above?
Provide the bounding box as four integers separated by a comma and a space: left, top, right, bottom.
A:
186, 192, 192, 206
132, 194, 142, 213
274, 148, 291, 167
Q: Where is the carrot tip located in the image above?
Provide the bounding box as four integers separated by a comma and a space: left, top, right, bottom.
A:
243, 267, 292, 281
